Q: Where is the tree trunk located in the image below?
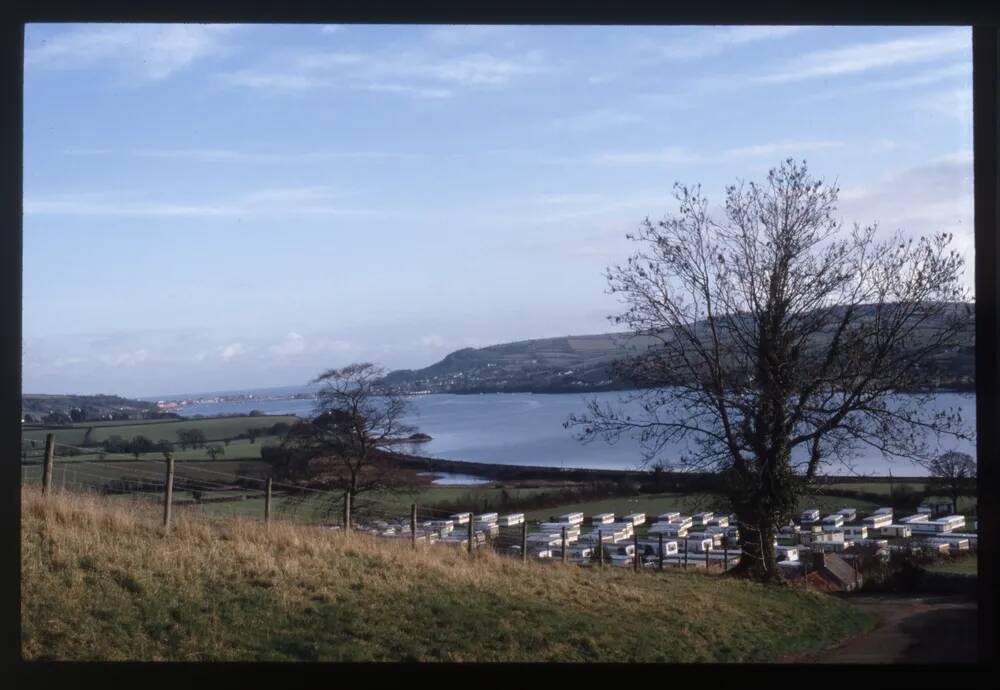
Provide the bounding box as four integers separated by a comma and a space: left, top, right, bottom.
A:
730, 515, 782, 583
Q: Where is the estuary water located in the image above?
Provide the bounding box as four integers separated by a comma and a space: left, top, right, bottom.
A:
174, 390, 977, 477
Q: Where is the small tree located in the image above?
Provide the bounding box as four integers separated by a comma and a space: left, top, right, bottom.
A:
206, 445, 224, 461
44, 412, 72, 425
926, 451, 975, 515
129, 435, 155, 459
176, 428, 207, 450
246, 428, 261, 444
281, 362, 419, 509
102, 435, 129, 454
566, 159, 973, 582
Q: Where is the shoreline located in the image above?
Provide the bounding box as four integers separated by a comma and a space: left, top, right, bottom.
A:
165, 383, 976, 407
387, 450, 932, 484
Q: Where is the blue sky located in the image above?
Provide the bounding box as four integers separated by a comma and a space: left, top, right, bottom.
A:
22, 24, 973, 397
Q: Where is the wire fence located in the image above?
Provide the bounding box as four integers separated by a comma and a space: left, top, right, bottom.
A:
20, 444, 746, 573
21, 441, 976, 580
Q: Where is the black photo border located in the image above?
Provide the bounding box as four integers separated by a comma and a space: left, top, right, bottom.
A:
2, 2, 996, 685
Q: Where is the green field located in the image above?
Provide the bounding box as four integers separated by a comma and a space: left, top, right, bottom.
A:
824, 481, 928, 495
21, 486, 874, 662
21, 415, 299, 448
21, 459, 273, 491
922, 554, 978, 576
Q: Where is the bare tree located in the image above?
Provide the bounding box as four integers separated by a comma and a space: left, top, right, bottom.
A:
926, 451, 975, 515
281, 362, 419, 510
566, 159, 974, 582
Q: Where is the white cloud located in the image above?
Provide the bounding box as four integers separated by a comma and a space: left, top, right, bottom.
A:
312, 337, 356, 354
359, 82, 453, 99
591, 147, 702, 167
220, 47, 547, 97
722, 139, 844, 159
387, 50, 546, 86
24, 187, 381, 219
425, 25, 508, 46
68, 146, 416, 163
98, 349, 149, 367
420, 334, 445, 348
50, 356, 86, 368
537, 193, 604, 206
320, 25, 345, 35
837, 152, 973, 291
26, 24, 239, 82
637, 25, 806, 62
756, 30, 969, 84
550, 108, 641, 133
919, 87, 973, 125
872, 139, 900, 153
218, 343, 246, 361
800, 62, 970, 103
269, 332, 306, 356
220, 70, 321, 92
590, 140, 842, 168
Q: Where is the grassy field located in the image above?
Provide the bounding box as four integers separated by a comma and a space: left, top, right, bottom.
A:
824, 481, 928, 495
922, 554, 978, 576
22, 459, 272, 482
21, 486, 874, 662
21, 415, 299, 448
193, 484, 557, 524
23, 439, 276, 467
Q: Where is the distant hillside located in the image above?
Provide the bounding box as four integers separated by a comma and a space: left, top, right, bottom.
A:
382, 332, 648, 393
22, 393, 159, 423
384, 302, 975, 394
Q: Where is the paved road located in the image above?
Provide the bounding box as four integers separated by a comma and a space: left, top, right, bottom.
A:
806, 594, 977, 664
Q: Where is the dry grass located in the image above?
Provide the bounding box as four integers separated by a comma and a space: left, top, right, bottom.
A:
21, 486, 873, 662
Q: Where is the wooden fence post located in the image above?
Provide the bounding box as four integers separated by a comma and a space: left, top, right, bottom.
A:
264, 478, 272, 523
521, 521, 527, 563
633, 530, 640, 573
684, 537, 689, 570
163, 454, 175, 528
344, 490, 351, 533
658, 533, 664, 571
705, 542, 710, 569
561, 526, 567, 564
468, 514, 474, 555
598, 529, 604, 568
42, 433, 55, 496
410, 503, 417, 548
723, 536, 729, 572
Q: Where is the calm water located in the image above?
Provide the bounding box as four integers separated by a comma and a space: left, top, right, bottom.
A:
417, 472, 493, 485
176, 391, 977, 477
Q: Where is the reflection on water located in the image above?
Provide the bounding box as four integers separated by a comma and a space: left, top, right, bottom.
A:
417, 472, 492, 485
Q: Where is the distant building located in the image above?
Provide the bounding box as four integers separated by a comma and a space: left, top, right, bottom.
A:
806, 551, 862, 592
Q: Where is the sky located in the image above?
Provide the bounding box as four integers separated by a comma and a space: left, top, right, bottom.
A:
22, 24, 973, 398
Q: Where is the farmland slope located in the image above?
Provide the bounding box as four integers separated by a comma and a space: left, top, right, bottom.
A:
22, 486, 872, 662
